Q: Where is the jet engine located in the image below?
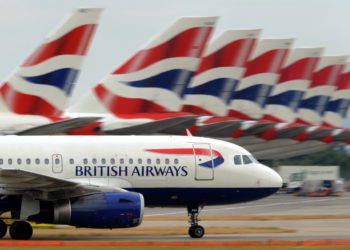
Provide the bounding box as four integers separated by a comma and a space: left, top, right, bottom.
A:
29, 191, 144, 228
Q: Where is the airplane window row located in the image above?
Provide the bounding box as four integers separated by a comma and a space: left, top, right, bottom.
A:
0, 158, 50, 165
233, 155, 257, 165
0, 157, 181, 166
72, 158, 179, 165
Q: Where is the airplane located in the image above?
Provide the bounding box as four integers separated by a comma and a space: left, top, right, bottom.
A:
0, 135, 282, 240
0, 8, 102, 135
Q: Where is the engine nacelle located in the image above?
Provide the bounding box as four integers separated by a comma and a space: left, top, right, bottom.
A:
29, 192, 144, 228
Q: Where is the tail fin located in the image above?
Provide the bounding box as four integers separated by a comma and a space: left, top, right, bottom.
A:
323, 62, 350, 127
262, 48, 323, 122
0, 8, 102, 117
70, 16, 217, 116
296, 56, 347, 125
228, 38, 293, 119
181, 29, 261, 116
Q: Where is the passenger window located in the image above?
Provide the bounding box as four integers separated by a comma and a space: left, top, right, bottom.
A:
147, 159, 151, 164
138, 158, 142, 164
8, 159, 12, 165
83, 158, 88, 164
156, 158, 160, 164
92, 158, 97, 164
165, 158, 170, 165
234, 155, 242, 165
101, 158, 106, 165
0, 159, 3, 165
69, 158, 74, 164
110, 158, 115, 165
17, 159, 22, 165
129, 158, 133, 164
26, 158, 31, 164
174, 159, 179, 164
35, 158, 40, 165
120, 158, 124, 164
44, 158, 49, 165
243, 155, 253, 164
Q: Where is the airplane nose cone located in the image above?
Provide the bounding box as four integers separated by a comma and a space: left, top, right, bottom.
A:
270, 169, 283, 188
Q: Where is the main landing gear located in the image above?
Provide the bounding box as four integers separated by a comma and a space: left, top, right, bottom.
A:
0, 219, 33, 240
187, 205, 205, 238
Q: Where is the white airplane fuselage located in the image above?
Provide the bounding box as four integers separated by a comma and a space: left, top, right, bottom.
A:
0, 135, 282, 207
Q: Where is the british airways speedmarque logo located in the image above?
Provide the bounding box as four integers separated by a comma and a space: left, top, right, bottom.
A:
145, 148, 224, 168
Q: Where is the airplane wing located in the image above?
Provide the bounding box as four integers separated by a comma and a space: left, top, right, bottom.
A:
15, 117, 101, 135
0, 168, 123, 200
104, 116, 198, 135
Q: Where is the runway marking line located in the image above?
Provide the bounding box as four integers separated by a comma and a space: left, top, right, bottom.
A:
1, 239, 350, 247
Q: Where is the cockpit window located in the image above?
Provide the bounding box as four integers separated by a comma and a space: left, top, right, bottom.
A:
233, 155, 242, 165
249, 155, 259, 163
242, 155, 253, 164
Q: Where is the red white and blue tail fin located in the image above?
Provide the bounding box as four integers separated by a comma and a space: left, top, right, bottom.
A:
69, 16, 217, 117
296, 56, 347, 125
323, 62, 350, 127
228, 38, 293, 119
181, 29, 261, 116
262, 48, 323, 123
0, 8, 102, 117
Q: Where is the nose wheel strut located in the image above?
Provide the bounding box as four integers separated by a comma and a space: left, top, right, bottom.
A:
187, 205, 205, 238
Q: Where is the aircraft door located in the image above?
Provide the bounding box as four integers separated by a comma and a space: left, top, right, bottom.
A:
52, 154, 63, 173
193, 143, 214, 180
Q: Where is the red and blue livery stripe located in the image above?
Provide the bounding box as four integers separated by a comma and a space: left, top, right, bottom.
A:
145, 148, 224, 168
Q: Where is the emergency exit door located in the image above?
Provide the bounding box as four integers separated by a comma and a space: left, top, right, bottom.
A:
193, 143, 214, 180
52, 154, 63, 173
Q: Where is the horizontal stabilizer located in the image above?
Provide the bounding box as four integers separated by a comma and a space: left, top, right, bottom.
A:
243, 122, 276, 136
15, 117, 101, 135
306, 128, 336, 140
334, 130, 350, 141
104, 116, 198, 135
275, 125, 310, 138
195, 120, 242, 137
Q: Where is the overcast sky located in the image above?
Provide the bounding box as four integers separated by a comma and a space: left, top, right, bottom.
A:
0, 0, 349, 117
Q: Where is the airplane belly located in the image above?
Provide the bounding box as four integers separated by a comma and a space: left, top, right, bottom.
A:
127, 187, 278, 207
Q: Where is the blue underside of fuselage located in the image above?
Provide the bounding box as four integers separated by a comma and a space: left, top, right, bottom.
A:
126, 187, 279, 207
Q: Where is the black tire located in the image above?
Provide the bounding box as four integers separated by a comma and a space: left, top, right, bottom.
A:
188, 226, 195, 238
188, 225, 205, 238
9, 221, 33, 240
0, 219, 7, 238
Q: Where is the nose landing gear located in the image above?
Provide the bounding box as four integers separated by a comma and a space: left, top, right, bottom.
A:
187, 205, 205, 238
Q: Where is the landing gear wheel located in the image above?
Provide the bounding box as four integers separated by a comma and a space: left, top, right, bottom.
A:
187, 205, 205, 238
9, 221, 33, 240
189, 225, 205, 238
0, 219, 7, 238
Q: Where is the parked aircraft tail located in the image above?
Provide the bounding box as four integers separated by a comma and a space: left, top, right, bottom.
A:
181, 29, 261, 116
69, 16, 218, 118
263, 48, 323, 123
323, 62, 350, 127
0, 8, 102, 116
228, 38, 293, 119
296, 56, 347, 125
